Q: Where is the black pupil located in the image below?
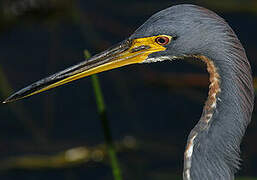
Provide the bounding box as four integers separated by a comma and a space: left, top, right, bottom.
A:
158, 37, 166, 44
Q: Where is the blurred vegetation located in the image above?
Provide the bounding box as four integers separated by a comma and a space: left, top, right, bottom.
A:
85, 50, 123, 180
0, 136, 136, 171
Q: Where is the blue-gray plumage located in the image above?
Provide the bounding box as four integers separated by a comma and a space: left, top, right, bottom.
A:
3, 4, 254, 180
131, 4, 254, 180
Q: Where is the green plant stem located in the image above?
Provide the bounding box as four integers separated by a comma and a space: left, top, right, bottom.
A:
84, 50, 123, 180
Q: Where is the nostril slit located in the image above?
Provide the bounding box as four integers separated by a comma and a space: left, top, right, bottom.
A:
130, 45, 150, 53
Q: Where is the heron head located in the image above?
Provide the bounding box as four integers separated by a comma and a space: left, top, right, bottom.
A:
3, 4, 228, 103
130, 4, 229, 63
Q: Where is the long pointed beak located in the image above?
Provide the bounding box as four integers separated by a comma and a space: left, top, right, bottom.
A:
3, 36, 168, 103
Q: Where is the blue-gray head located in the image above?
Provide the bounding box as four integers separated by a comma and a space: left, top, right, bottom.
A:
131, 4, 241, 63
3, 4, 254, 180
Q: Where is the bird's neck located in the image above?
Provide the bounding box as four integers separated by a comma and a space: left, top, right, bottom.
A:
183, 51, 254, 180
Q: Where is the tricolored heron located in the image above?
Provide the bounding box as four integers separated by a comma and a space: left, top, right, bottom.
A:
3, 4, 254, 180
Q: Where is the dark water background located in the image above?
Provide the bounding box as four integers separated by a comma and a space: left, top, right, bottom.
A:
0, 0, 257, 179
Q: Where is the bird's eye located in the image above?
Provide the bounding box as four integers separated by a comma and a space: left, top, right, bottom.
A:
155, 36, 170, 46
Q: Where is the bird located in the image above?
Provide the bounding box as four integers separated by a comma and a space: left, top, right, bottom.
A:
3, 4, 254, 180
